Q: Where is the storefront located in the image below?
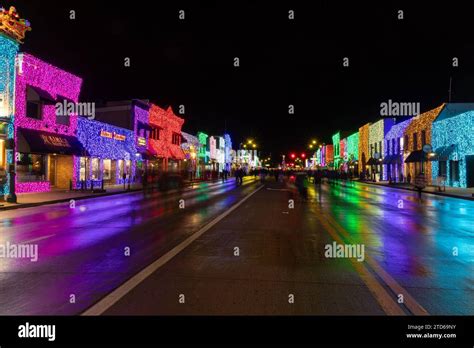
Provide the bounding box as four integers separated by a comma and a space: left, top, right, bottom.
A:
76, 117, 137, 188
432, 103, 474, 188
403, 104, 445, 185
16, 128, 85, 192
383, 118, 413, 182
13, 53, 83, 193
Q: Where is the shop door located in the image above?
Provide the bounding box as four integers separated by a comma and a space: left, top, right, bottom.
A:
466, 155, 474, 188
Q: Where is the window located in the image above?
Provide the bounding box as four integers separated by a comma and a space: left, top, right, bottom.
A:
126, 160, 131, 175
150, 127, 160, 140
103, 159, 112, 180
172, 132, 181, 145
16, 153, 46, 182
79, 157, 87, 181
118, 160, 124, 178
439, 161, 447, 177
392, 138, 396, 155
26, 86, 44, 120
450, 160, 460, 182
413, 133, 418, 151
404, 135, 409, 151
27, 101, 42, 119
421, 130, 426, 146
55, 97, 71, 126
91, 158, 100, 180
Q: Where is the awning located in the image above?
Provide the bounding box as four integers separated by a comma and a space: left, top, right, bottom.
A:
27, 86, 56, 105
404, 150, 426, 163
367, 158, 378, 165
168, 145, 185, 160
432, 145, 455, 161
17, 128, 88, 156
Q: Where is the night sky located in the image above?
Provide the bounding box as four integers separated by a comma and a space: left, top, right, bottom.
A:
11, 1, 474, 157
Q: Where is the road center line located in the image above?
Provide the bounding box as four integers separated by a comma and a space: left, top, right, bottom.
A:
81, 183, 265, 316
321, 212, 429, 316
312, 210, 406, 315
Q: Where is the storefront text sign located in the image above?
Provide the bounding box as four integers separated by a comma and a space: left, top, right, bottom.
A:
40, 134, 71, 148
100, 130, 126, 141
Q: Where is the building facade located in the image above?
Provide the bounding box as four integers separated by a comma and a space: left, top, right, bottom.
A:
431, 104, 474, 188
14, 53, 84, 193
403, 104, 445, 185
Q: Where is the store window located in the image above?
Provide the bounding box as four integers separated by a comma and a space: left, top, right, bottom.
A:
79, 157, 87, 181
118, 159, 124, 178
125, 160, 131, 176
91, 158, 100, 180
16, 153, 46, 182
0, 139, 5, 170
103, 159, 112, 180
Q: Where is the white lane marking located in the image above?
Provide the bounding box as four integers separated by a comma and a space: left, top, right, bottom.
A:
82, 184, 265, 316
20, 234, 56, 245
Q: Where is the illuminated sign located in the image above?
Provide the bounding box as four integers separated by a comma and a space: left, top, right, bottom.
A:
138, 137, 146, 146
114, 133, 126, 141
40, 134, 71, 148
100, 130, 126, 141
100, 130, 113, 138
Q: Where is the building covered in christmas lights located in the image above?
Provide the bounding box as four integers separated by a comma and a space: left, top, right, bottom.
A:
383, 118, 413, 182
197, 131, 209, 177
76, 117, 137, 188
147, 104, 185, 174
431, 103, 474, 188
14, 53, 84, 193
93, 99, 151, 181
332, 131, 353, 171
0, 7, 31, 200
368, 118, 396, 181
403, 104, 445, 185
346, 131, 359, 174
325, 144, 334, 168
181, 131, 200, 180
358, 123, 371, 175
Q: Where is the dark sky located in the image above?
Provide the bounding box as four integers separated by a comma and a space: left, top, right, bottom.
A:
11, 0, 474, 157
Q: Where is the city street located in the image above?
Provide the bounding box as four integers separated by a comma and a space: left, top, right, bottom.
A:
1, 177, 472, 315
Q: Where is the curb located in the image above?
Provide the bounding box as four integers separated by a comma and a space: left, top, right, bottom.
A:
352, 180, 474, 201
0, 188, 144, 211
0, 178, 234, 211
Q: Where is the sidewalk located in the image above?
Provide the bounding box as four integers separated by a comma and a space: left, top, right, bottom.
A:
0, 178, 224, 211
354, 179, 474, 201
0, 183, 144, 210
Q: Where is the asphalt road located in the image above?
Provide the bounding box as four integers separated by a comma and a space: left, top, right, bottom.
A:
0, 176, 472, 315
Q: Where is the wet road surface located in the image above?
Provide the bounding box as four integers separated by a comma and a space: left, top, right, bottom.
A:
1, 177, 473, 315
